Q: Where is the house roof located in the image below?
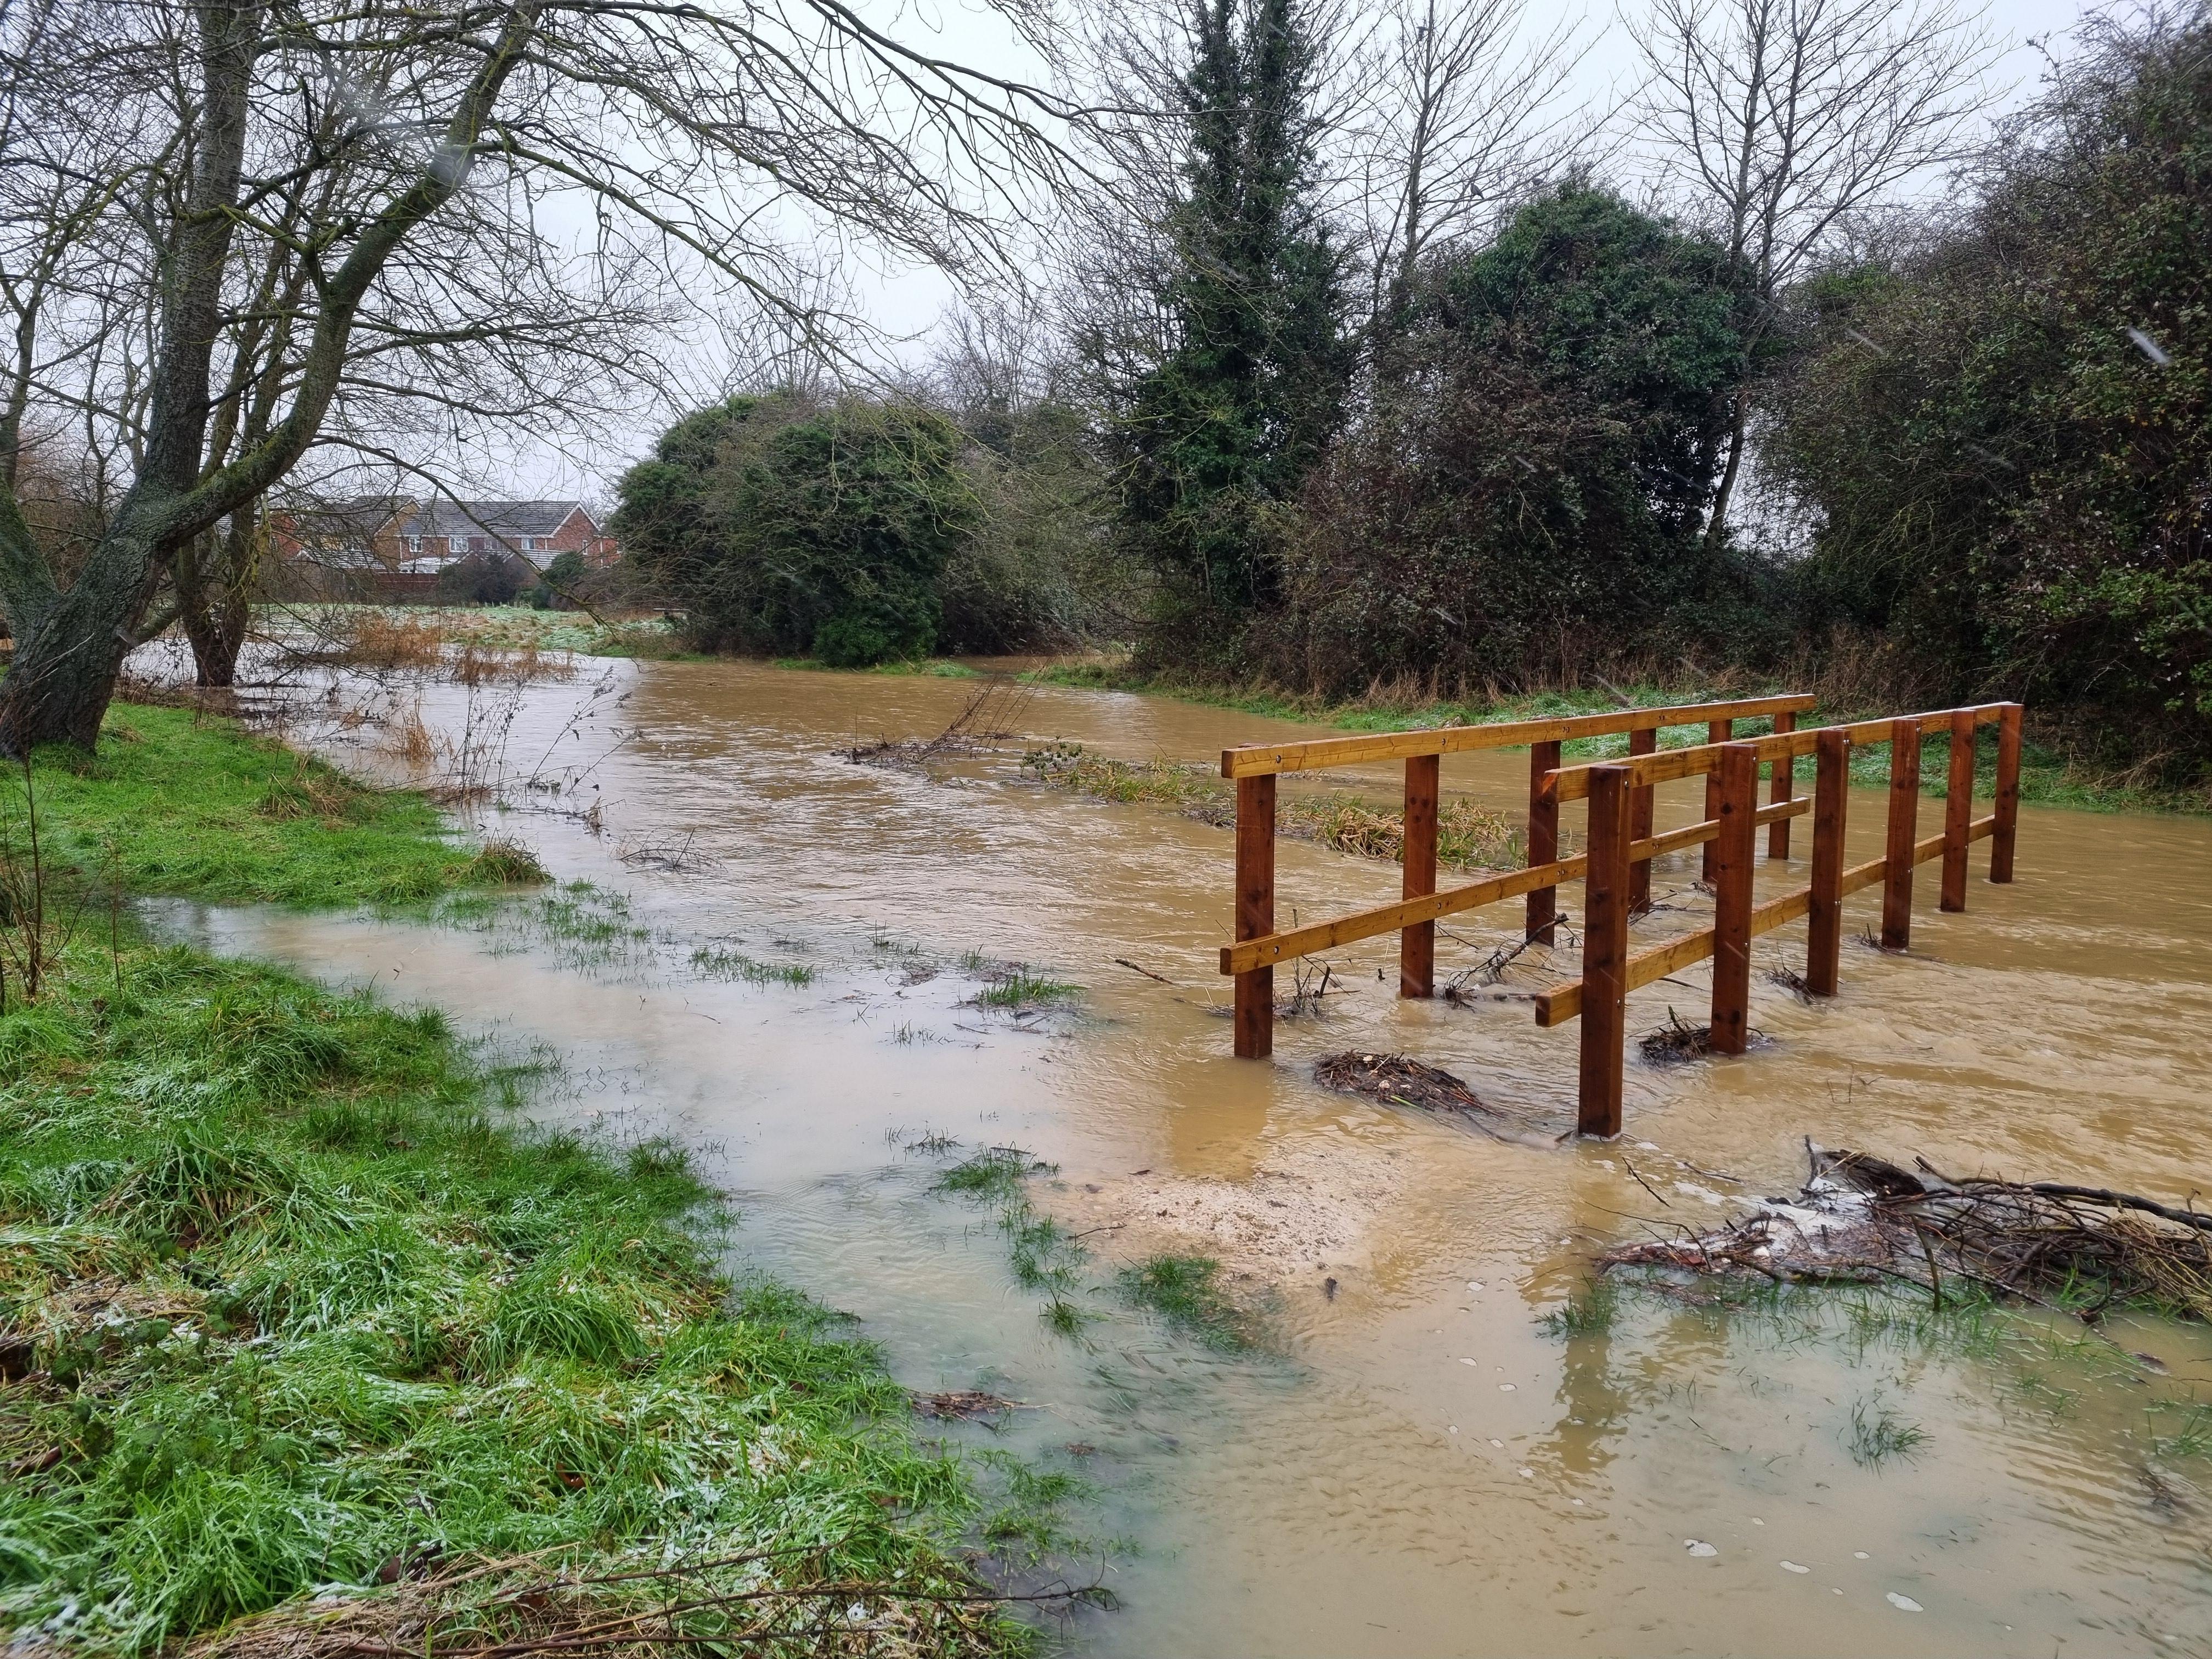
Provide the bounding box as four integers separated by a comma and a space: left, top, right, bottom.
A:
394, 500, 596, 539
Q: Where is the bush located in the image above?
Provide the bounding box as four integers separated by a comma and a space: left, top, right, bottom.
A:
613, 392, 977, 665
1759, 9, 2212, 776
1267, 186, 1757, 693
434, 552, 532, 606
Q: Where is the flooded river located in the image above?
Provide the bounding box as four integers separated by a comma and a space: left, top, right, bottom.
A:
155, 653, 2212, 1656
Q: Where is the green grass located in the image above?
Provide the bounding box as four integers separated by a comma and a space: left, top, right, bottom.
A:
969, 969, 1080, 1011
1023, 743, 1522, 868
1538, 1277, 1620, 1338
0, 938, 1020, 1656
1022, 662, 2205, 814
1115, 1255, 1262, 1352
1846, 1395, 1931, 1468
15, 703, 542, 906
690, 945, 816, 987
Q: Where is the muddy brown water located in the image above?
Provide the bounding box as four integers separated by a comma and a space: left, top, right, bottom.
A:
146, 652, 2212, 1656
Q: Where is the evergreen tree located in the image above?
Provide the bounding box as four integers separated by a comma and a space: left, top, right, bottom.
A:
1104, 0, 1351, 640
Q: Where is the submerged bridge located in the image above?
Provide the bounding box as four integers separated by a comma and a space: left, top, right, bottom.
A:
1215, 697, 2024, 1137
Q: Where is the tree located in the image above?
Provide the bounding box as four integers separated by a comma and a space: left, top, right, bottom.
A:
1631, 0, 1996, 562
1086, 0, 1352, 645
1272, 186, 1756, 691
1352, 0, 1587, 345
614, 393, 977, 666
0, 0, 1065, 749
1761, 5, 2212, 772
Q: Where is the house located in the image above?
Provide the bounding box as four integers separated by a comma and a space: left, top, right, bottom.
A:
275, 497, 618, 578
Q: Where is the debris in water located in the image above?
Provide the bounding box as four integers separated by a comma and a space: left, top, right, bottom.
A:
1639, 1008, 1765, 1064
1595, 1142, 2212, 1324
911, 1389, 1024, 1421
1313, 1051, 1555, 1142
1685, 1539, 1718, 1557
1781, 1561, 1809, 1574
1886, 1593, 1923, 1612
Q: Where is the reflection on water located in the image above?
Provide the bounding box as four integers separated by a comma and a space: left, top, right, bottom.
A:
156, 656, 2212, 1656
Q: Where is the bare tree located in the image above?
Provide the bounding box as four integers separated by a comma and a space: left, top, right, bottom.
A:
1353, 0, 1589, 335
1631, 0, 1999, 557
0, 0, 1074, 748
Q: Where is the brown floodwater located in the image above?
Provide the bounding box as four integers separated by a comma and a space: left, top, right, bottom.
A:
148, 651, 2212, 1656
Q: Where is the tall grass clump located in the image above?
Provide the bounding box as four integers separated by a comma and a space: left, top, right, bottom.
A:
0, 936, 1021, 1656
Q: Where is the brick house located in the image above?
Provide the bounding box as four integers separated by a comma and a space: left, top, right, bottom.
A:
275, 497, 617, 581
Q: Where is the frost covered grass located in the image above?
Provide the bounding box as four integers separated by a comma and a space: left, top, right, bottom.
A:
0, 936, 1023, 1656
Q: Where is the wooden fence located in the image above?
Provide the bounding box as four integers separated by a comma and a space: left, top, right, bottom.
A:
1216, 698, 2025, 1137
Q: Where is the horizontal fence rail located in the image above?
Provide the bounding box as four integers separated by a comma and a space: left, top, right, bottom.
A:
1214, 698, 2026, 1138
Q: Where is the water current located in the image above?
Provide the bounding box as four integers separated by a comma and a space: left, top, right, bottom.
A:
147, 652, 2212, 1656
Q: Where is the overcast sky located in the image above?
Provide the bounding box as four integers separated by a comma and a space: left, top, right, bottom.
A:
518, 0, 2107, 505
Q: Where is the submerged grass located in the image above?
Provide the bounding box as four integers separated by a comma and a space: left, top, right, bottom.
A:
690, 945, 816, 987
930, 1151, 1098, 1335
1023, 743, 1522, 868
22, 703, 543, 906
1115, 1255, 1262, 1352
0, 938, 1019, 1656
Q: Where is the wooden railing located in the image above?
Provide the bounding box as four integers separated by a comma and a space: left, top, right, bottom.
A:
1217, 695, 1816, 1059
1215, 698, 2026, 1139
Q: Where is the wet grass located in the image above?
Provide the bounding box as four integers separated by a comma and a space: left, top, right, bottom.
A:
689, 945, 816, 987
24, 703, 543, 906
930, 1150, 1099, 1336
1847, 1395, 1931, 1468
1022, 663, 2205, 814
1539, 1277, 1620, 1338
0, 936, 1018, 1656
1115, 1255, 1261, 1352
1022, 743, 1523, 868
972, 969, 1080, 1010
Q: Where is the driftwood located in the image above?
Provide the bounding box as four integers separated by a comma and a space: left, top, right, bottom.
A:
188, 1545, 1099, 1659
1600, 1142, 2212, 1322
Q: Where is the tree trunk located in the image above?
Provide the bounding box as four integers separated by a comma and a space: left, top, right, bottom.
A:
0, 516, 164, 752
1700, 393, 1750, 584
174, 520, 256, 687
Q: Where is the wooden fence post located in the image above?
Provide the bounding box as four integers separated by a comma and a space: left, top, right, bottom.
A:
1941, 708, 1975, 913
1577, 766, 1631, 1137
1709, 743, 1759, 1055
1991, 702, 2023, 884
1401, 755, 1438, 997
1234, 775, 1276, 1058
1701, 719, 1733, 879
1767, 710, 1797, 859
1881, 719, 1920, 951
1808, 729, 1848, 996
1526, 740, 1561, 943
1628, 727, 1657, 912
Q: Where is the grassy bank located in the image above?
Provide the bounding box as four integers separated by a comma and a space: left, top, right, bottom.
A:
24, 704, 540, 906
0, 706, 1031, 1656
1026, 661, 2207, 815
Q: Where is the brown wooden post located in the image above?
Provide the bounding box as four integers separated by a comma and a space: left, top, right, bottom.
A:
1701, 719, 1733, 879
1990, 702, 2023, 884
1401, 754, 1438, 997
1940, 708, 1975, 913
1526, 740, 1561, 944
1233, 774, 1276, 1058
1767, 710, 1797, 859
1807, 729, 1848, 997
1881, 718, 1920, 951
1708, 743, 1760, 1055
1628, 726, 1657, 912
1577, 765, 1631, 1137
